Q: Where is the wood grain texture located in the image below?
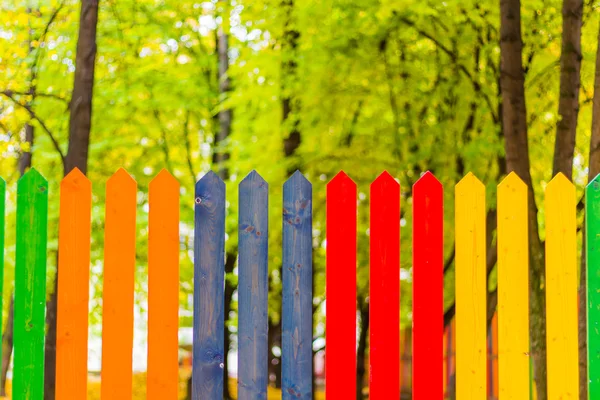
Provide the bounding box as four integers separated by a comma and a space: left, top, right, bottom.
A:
238, 170, 269, 400
147, 170, 180, 400
325, 171, 356, 399
412, 171, 443, 400
14, 168, 48, 400
56, 168, 91, 400
454, 172, 486, 399
282, 171, 312, 400
497, 172, 529, 400
192, 171, 226, 399
0, 177, 4, 368
587, 173, 600, 398
101, 168, 137, 400
545, 173, 578, 399
369, 171, 400, 399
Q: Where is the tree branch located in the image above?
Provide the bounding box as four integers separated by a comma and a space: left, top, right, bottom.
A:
0, 90, 65, 162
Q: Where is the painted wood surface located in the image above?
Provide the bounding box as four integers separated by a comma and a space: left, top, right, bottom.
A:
56, 168, 92, 400
0, 177, 4, 368
455, 172, 486, 399
325, 171, 356, 399
147, 170, 180, 400
282, 171, 313, 400
192, 171, 226, 399
369, 171, 400, 399
412, 171, 443, 400
238, 170, 269, 400
587, 173, 600, 398
545, 173, 578, 399
101, 168, 137, 400
497, 172, 529, 399
13, 168, 48, 400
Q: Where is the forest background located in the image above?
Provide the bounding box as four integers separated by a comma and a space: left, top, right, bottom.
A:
0, 0, 597, 399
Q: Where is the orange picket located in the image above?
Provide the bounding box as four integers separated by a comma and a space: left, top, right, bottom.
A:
101, 169, 137, 400
147, 170, 180, 399
56, 168, 92, 400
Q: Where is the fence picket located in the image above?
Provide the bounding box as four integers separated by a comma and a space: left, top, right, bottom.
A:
282, 171, 312, 399
56, 168, 92, 400
147, 170, 180, 399
545, 173, 578, 399
587, 173, 600, 398
497, 172, 529, 399
100, 168, 137, 400
238, 171, 269, 399
14, 168, 48, 400
412, 171, 443, 400
455, 173, 486, 398
369, 171, 400, 399
193, 171, 226, 399
326, 171, 356, 399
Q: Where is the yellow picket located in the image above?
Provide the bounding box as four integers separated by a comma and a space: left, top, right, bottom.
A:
455, 173, 486, 399
497, 172, 529, 399
545, 173, 578, 399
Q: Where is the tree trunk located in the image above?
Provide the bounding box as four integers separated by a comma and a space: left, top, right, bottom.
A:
281, 0, 301, 165
267, 320, 282, 388
222, 254, 236, 400
45, 1, 99, 399
216, 23, 234, 400
590, 24, 600, 180
499, 1, 547, 399
356, 299, 369, 400
553, 0, 583, 179
0, 296, 14, 396
64, 0, 99, 176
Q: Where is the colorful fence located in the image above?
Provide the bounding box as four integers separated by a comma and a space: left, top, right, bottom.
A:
0, 168, 591, 399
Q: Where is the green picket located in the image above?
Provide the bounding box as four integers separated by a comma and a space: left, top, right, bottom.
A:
13, 169, 48, 400
0, 177, 4, 369
587, 174, 600, 398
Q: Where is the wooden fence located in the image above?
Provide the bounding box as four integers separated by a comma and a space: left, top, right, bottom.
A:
0, 168, 593, 399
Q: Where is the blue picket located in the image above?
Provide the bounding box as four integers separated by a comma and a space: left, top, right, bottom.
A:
282, 170, 313, 399
237, 170, 269, 399
192, 171, 226, 399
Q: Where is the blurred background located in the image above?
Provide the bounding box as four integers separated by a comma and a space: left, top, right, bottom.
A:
0, 0, 597, 398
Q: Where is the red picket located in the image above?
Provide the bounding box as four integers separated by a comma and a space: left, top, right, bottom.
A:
412, 171, 444, 400
369, 171, 400, 399
326, 171, 357, 399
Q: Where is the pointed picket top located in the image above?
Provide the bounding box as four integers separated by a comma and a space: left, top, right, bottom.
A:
328, 170, 356, 190
240, 169, 268, 189
0, 177, 5, 193
18, 168, 47, 191
196, 170, 224, 188
498, 171, 526, 195
588, 173, 600, 190
371, 170, 399, 190
586, 173, 600, 204
108, 167, 136, 187
414, 171, 442, 191
195, 170, 225, 209
284, 170, 311, 191
546, 172, 573, 196
150, 169, 179, 191
239, 170, 268, 235
456, 172, 484, 193
62, 167, 91, 191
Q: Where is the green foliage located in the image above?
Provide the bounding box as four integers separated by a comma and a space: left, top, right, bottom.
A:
0, 0, 598, 362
